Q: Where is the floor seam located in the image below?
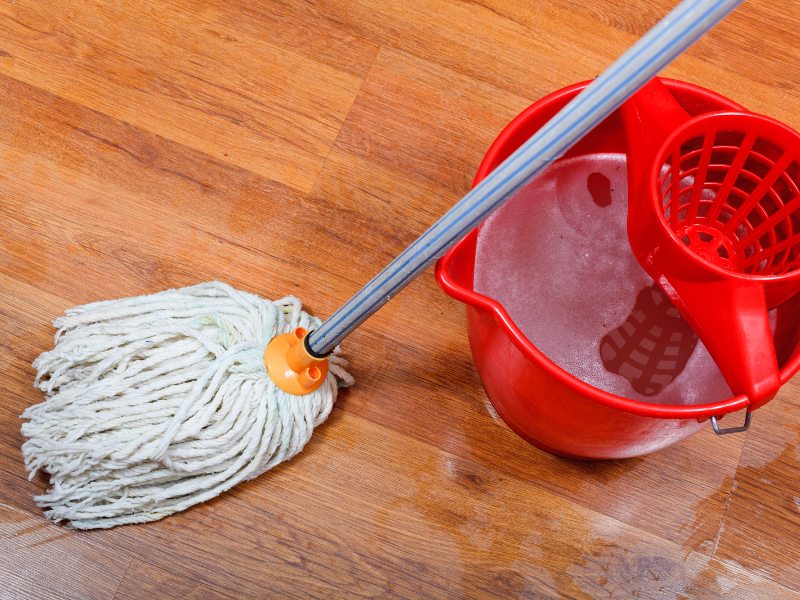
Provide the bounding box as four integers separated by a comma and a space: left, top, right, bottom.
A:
305, 47, 382, 197
110, 553, 135, 600
711, 429, 751, 558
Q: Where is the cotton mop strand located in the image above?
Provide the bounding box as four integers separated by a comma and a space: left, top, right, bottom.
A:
21, 0, 742, 529
22, 282, 353, 528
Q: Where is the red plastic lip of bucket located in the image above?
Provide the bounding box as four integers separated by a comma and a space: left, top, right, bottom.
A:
648, 110, 800, 283
435, 79, 771, 420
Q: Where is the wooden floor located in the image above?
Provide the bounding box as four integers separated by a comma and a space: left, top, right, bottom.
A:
1, 0, 799, 597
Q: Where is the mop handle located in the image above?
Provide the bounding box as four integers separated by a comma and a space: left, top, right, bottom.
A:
308, 0, 743, 356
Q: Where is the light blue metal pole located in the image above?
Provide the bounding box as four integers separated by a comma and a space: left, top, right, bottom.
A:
308, 0, 744, 356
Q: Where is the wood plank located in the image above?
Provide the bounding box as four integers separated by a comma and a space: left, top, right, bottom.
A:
0, 502, 132, 600
274, 0, 619, 101
681, 556, 798, 600
0, 0, 374, 192
334, 48, 531, 193
715, 385, 800, 591
0, 74, 358, 306
192, 0, 379, 78
549, 0, 800, 96
114, 560, 236, 600
249, 0, 800, 126
87, 409, 798, 599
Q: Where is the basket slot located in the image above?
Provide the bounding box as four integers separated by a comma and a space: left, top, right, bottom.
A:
705, 131, 757, 224
738, 191, 800, 250
722, 151, 793, 238
686, 131, 716, 224
740, 229, 800, 270
671, 145, 682, 229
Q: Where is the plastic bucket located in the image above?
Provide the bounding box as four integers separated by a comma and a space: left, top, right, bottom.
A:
435, 79, 800, 459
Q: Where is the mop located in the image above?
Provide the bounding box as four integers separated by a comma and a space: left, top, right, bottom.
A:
21, 0, 742, 529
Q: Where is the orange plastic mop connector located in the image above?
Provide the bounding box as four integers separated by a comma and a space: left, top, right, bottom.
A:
265, 327, 328, 395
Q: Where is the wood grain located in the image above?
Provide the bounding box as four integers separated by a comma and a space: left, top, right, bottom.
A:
0, 502, 132, 600
0, 0, 373, 192
0, 0, 799, 597
74, 413, 800, 598
114, 560, 236, 600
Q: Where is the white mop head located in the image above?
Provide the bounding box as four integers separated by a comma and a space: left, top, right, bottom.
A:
20, 281, 353, 529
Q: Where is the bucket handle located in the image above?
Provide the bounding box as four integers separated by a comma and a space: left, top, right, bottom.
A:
710, 410, 751, 435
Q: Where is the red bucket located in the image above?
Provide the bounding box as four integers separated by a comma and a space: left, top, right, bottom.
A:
435, 79, 800, 459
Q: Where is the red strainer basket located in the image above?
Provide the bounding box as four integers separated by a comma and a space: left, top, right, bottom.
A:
658, 114, 800, 278
624, 78, 800, 410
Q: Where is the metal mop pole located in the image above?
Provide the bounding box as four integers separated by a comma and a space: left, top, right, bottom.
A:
307, 0, 743, 357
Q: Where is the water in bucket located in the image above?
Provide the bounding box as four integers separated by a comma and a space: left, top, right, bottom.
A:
472, 152, 770, 405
